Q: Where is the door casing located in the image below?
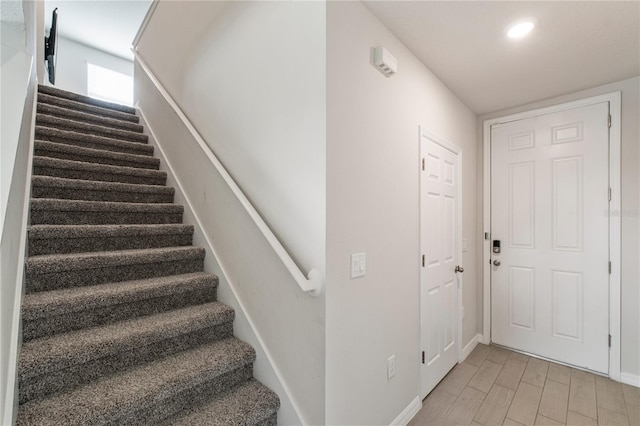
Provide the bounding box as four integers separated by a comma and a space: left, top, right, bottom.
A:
419, 125, 463, 398
482, 92, 622, 380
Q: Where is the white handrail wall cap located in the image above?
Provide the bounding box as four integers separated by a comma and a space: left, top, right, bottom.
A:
307, 269, 324, 297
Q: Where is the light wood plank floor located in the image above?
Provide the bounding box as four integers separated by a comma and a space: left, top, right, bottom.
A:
409, 344, 640, 426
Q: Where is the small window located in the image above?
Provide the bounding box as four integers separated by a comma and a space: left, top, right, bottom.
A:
87, 63, 133, 106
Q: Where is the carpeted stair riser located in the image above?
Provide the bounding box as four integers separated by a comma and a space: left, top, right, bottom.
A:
20, 323, 234, 404
21, 303, 232, 376
32, 176, 174, 204
29, 224, 193, 255
38, 92, 140, 123
36, 127, 153, 156
38, 84, 137, 114
16, 338, 256, 425
164, 379, 280, 426
258, 414, 279, 426
37, 114, 148, 143
33, 156, 166, 186
116, 365, 255, 426
30, 199, 183, 225
18, 304, 233, 404
26, 247, 205, 292
38, 103, 144, 132
23, 273, 218, 341
35, 140, 160, 169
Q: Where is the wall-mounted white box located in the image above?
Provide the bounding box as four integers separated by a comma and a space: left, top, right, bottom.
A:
350, 252, 366, 279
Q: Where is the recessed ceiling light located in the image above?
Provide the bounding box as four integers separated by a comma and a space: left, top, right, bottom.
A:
506, 18, 538, 39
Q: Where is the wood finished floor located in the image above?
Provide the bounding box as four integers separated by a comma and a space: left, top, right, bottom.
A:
409, 344, 640, 426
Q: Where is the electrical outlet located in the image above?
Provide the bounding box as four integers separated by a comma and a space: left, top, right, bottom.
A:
387, 355, 396, 380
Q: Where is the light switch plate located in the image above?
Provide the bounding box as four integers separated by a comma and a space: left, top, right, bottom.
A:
462, 238, 468, 252
350, 253, 366, 279
387, 355, 396, 380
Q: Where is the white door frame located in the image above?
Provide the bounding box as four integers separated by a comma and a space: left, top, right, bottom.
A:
419, 125, 464, 387
482, 92, 622, 381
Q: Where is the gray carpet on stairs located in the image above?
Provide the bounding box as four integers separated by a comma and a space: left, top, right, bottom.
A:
35, 139, 160, 169
33, 156, 167, 186
36, 126, 154, 156
17, 85, 279, 425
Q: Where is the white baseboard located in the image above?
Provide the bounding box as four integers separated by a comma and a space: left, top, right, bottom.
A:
461, 334, 483, 362
620, 372, 640, 388
390, 396, 422, 426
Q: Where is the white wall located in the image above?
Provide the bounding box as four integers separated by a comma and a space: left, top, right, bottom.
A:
479, 76, 640, 381
326, 2, 478, 424
136, 1, 325, 276
135, 2, 326, 424
52, 35, 132, 96
0, 0, 38, 422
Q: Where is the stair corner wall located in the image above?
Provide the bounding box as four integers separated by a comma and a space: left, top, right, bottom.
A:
0, 49, 37, 426
134, 60, 325, 425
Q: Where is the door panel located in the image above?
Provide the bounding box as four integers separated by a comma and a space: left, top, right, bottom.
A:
420, 130, 460, 398
491, 102, 609, 373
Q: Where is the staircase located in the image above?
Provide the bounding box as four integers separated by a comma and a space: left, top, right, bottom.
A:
16, 85, 280, 425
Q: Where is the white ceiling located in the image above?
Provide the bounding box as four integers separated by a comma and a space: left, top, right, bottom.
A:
44, 0, 152, 61
363, 1, 640, 114
40, 1, 639, 113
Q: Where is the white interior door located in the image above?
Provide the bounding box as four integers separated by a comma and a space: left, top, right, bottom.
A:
490, 102, 610, 373
420, 128, 461, 398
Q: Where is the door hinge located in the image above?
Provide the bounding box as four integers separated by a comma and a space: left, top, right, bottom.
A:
422, 158, 425, 171
608, 114, 612, 128
609, 334, 612, 347
609, 188, 612, 201
422, 255, 425, 267
422, 351, 425, 364
609, 261, 612, 274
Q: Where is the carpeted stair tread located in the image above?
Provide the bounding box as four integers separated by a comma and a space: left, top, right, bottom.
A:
37, 92, 139, 123
36, 126, 152, 155
37, 103, 144, 132
25, 246, 205, 292
16, 337, 255, 426
28, 223, 193, 254
26, 246, 204, 275
28, 223, 192, 240
35, 140, 160, 169
19, 301, 234, 379
22, 272, 216, 322
31, 175, 174, 203
22, 272, 217, 341
33, 156, 166, 186
30, 199, 183, 225
167, 379, 280, 426
38, 84, 137, 114
37, 114, 148, 143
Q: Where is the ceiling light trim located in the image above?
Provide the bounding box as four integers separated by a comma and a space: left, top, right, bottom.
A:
505, 17, 539, 40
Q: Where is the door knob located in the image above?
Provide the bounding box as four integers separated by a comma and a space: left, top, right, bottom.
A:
455, 265, 464, 273
493, 260, 501, 266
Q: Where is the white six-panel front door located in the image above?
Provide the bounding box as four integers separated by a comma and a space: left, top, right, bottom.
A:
420, 129, 460, 398
490, 102, 610, 373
